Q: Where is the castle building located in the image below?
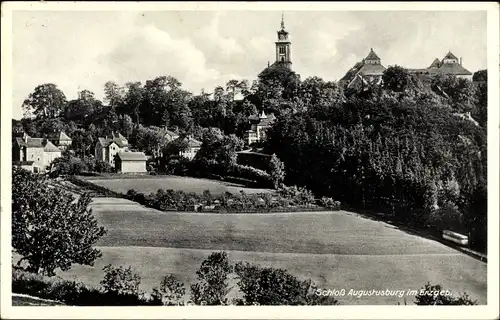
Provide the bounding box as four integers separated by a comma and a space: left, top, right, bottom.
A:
339, 48, 387, 90
408, 51, 473, 81
340, 50, 474, 90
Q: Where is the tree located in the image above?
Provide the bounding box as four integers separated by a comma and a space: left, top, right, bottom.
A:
152, 274, 186, 305
12, 167, 106, 276
104, 81, 125, 109
233, 261, 338, 305
22, 83, 67, 119
190, 251, 233, 305
382, 65, 422, 92
269, 153, 285, 189
65, 90, 103, 123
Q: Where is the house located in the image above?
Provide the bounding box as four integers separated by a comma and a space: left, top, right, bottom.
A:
13, 133, 62, 173
244, 111, 276, 145
179, 136, 202, 160
95, 132, 129, 167
160, 127, 180, 143
48, 131, 72, 151
339, 48, 387, 90
43, 140, 62, 170
115, 151, 147, 173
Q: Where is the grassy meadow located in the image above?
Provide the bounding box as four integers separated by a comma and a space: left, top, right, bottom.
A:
50, 197, 487, 305
82, 175, 274, 196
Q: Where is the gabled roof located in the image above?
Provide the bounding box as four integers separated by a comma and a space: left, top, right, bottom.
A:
59, 131, 72, 141
365, 48, 381, 61
428, 58, 441, 69
97, 132, 128, 148
15, 137, 44, 148
116, 151, 147, 161
44, 140, 61, 152
437, 63, 472, 76
443, 51, 459, 61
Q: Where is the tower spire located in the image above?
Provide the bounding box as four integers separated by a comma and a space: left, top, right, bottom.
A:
281, 12, 285, 30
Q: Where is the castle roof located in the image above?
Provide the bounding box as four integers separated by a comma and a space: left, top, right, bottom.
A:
443, 51, 459, 61
365, 48, 381, 61
437, 63, 472, 76
429, 58, 441, 68
59, 131, 72, 141
357, 63, 386, 76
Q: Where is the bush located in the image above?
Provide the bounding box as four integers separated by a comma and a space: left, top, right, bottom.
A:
320, 197, 341, 210
414, 282, 477, 305
278, 185, 315, 206
234, 262, 338, 305
100, 264, 142, 296
12, 268, 160, 306
190, 252, 233, 305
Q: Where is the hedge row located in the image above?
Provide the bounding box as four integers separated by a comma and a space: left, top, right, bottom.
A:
12, 268, 160, 306
126, 186, 341, 213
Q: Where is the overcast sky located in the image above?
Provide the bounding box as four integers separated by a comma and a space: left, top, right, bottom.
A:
12, 10, 486, 119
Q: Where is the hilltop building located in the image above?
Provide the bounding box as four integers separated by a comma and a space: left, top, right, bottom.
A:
339, 48, 386, 90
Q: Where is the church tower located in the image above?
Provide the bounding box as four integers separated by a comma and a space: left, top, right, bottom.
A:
275, 13, 292, 68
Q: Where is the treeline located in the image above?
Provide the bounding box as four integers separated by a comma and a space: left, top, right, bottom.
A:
265, 68, 487, 251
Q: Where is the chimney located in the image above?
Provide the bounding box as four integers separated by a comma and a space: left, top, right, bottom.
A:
268, 61, 270, 67
460, 57, 462, 65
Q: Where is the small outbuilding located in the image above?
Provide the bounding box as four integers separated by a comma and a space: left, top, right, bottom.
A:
115, 151, 147, 173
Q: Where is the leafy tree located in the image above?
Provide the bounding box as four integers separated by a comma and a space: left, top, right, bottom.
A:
100, 265, 141, 296
22, 83, 67, 119
65, 90, 103, 123
382, 65, 422, 92
12, 167, 106, 276
269, 153, 285, 189
190, 251, 233, 305
152, 274, 186, 306
104, 81, 125, 109
431, 74, 477, 113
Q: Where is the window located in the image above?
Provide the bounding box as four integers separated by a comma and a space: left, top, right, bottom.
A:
279, 46, 286, 54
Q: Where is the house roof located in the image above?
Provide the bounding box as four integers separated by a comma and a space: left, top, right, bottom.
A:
97, 132, 128, 148
429, 58, 441, 69
44, 140, 61, 152
437, 63, 472, 76
160, 128, 180, 140
13, 161, 35, 166
15, 137, 44, 148
59, 131, 72, 141
357, 63, 386, 76
117, 151, 147, 161
365, 48, 381, 61
186, 137, 202, 148
443, 51, 459, 61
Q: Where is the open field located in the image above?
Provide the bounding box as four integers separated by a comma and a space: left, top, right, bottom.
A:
50, 197, 487, 305
81, 176, 274, 196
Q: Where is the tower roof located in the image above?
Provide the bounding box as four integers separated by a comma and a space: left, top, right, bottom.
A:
428, 58, 441, 68
443, 51, 459, 61
277, 12, 288, 35
365, 48, 381, 61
